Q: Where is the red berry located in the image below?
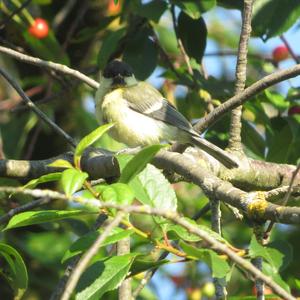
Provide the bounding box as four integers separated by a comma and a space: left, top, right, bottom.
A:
28, 18, 49, 39
108, 0, 121, 15
272, 45, 289, 62
288, 106, 300, 116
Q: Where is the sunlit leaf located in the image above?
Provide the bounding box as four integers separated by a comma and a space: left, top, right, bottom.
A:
62, 228, 134, 263
76, 254, 137, 300
119, 144, 165, 183
4, 210, 94, 230
60, 169, 89, 196
23, 172, 62, 189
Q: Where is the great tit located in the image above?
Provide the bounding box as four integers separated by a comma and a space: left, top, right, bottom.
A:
95, 60, 238, 168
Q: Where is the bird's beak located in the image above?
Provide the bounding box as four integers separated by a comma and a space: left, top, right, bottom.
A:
112, 74, 125, 86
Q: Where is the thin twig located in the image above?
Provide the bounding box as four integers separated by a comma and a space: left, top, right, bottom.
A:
170, 4, 194, 76
194, 64, 300, 133
60, 212, 125, 300
118, 237, 132, 300
280, 35, 300, 64
264, 163, 300, 240
0, 45, 99, 89
50, 214, 108, 300
0, 67, 76, 148
211, 198, 227, 299
0, 197, 51, 225
0, 186, 296, 300
227, 0, 254, 152
0, 0, 32, 30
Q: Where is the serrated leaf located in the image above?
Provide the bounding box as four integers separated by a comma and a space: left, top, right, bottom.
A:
76, 254, 137, 300
97, 29, 126, 69
129, 164, 177, 229
48, 159, 74, 169
178, 12, 207, 64
180, 241, 230, 278
62, 228, 134, 263
249, 236, 274, 269
4, 210, 94, 230
74, 123, 114, 166
0, 243, 28, 300
23, 172, 62, 189
119, 144, 165, 183
60, 169, 89, 196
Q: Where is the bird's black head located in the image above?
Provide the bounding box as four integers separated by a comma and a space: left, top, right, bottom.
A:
103, 60, 134, 86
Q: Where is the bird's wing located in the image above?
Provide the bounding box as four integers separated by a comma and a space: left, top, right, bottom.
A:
123, 82, 194, 134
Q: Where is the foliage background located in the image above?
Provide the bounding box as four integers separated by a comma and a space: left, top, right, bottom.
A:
0, 0, 300, 299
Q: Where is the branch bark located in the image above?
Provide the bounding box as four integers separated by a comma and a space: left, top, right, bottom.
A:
228, 0, 254, 152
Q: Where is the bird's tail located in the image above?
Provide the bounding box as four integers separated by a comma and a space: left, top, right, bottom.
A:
191, 136, 238, 169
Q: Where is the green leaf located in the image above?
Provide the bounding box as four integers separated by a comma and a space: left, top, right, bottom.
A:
130, 0, 168, 23
48, 159, 74, 169
74, 123, 115, 166
250, 237, 293, 272
249, 236, 274, 268
129, 164, 177, 229
23, 172, 62, 189
217, 0, 243, 10
264, 90, 289, 112
114, 0, 118, 4
131, 164, 177, 211
171, 0, 216, 19
62, 228, 134, 263
267, 240, 293, 271
119, 144, 165, 183
129, 257, 169, 277
60, 169, 89, 196
167, 218, 228, 244
0, 243, 28, 299
154, 25, 179, 55
241, 121, 265, 159
23, 30, 69, 65
252, 0, 300, 40
123, 27, 158, 80
76, 254, 137, 300
5, 210, 94, 230
178, 12, 207, 64
97, 29, 126, 69
266, 120, 293, 163
180, 242, 230, 278
263, 262, 290, 292
100, 183, 135, 205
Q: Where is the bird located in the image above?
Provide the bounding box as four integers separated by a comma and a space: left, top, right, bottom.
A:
94, 60, 238, 169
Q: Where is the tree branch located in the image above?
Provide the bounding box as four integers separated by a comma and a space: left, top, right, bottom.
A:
228, 0, 254, 152
195, 64, 300, 133
0, 45, 99, 89
0, 186, 296, 300
0, 67, 76, 147
61, 212, 125, 300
